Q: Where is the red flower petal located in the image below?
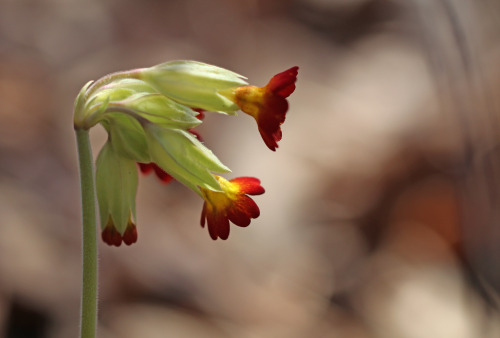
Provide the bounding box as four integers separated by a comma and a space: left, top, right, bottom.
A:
200, 205, 205, 228
255, 96, 288, 151
267, 66, 299, 98
230, 177, 265, 195
227, 208, 251, 227
101, 219, 138, 246
199, 176, 264, 239
232, 67, 298, 151
188, 129, 203, 141
152, 163, 174, 183
206, 207, 230, 240
122, 223, 138, 245
138, 162, 154, 174
138, 162, 174, 184
238, 195, 260, 217
102, 223, 123, 247
193, 109, 205, 120
111, 231, 122, 246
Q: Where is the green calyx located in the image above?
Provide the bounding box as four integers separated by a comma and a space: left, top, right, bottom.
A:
145, 123, 230, 195
139, 60, 248, 114
74, 61, 249, 130
96, 141, 138, 234
76, 78, 158, 129
73, 81, 94, 129
120, 93, 202, 129
101, 113, 150, 163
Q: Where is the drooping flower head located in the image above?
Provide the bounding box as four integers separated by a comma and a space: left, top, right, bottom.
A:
222, 66, 298, 151
200, 176, 265, 240
73, 61, 297, 245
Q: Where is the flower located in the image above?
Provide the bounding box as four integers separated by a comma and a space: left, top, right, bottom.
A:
139, 60, 248, 113
95, 141, 138, 246
200, 176, 265, 240
74, 60, 297, 245
102, 218, 138, 247
139, 62, 298, 150
224, 66, 298, 151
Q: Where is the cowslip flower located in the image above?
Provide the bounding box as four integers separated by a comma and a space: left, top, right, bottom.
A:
74, 60, 298, 245
221, 66, 298, 151
95, 141, 138, 247
140, 63, 299, 151
200, 176, 265, 240
102, 219, 138, 246
139, 61, 248, 113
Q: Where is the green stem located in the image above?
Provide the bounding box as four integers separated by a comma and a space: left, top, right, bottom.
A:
75, 128, 98, 338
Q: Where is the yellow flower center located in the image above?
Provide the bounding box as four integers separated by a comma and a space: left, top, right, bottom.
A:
201, 176, 240, 210
232, 86, 266, 118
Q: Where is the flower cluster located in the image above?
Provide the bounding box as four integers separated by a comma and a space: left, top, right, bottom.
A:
73, 61, 298, 245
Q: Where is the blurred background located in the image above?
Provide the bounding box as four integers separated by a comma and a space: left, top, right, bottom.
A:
2, 0, 500, 337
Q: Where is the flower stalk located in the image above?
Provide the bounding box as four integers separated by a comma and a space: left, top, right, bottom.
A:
75, 128, 98, 338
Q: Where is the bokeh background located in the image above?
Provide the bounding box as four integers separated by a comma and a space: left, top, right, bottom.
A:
2, 0, 500, 337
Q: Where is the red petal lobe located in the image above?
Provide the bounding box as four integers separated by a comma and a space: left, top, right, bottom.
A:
200, 203, 207, 228
123, 224, 138, 245
231, 177, 265, 195
267, 66, 299, 98
138, 162, 153, 174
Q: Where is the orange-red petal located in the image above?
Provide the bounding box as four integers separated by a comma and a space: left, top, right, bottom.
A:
207, 208, 230, 240
230, 177, 265, 195
188, 128, 203, 141
122, 223, 138, 245
267, 66, 299, 98
227, 207, 251, 227
233, 66, 298, 151
152, 163, 174, 183
192, 108, 205, 120
254, 96, 288, 151
138, 162, 174, 184
102, 220, 123, 247
200, 176, 264, 240
138, 162, 154, 174
101, 219, 138, 247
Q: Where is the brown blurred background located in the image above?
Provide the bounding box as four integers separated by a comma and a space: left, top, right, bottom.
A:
2, 0, 500, 337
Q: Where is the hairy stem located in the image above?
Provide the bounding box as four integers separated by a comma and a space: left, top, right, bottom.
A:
76, 128, 98, 338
